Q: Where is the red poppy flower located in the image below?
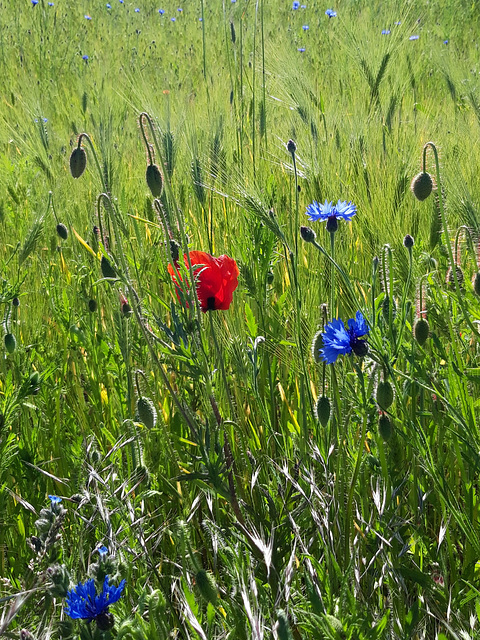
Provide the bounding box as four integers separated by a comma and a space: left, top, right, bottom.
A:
168, 251, 239, 312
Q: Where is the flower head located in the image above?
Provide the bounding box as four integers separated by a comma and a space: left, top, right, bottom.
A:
168, 251, 239, 312
82, 55, 89, 60
320, 312, 370, 364
292, 1, 300, 9
381, 29, 390, 35
305, 199, 356, 232
302, 25, 309, 30
65, 575, 125, 622
159, 8, 165, 13
48, 495, 62, 504
409, 34, 419, 40
325, 9, 337, 17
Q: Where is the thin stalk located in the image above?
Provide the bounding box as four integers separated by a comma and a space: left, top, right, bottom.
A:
209, 312, 236, 419
330, 231, 335, 318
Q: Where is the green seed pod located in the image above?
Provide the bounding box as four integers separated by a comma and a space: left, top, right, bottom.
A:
414, 318, 429, 346
411, 171, 433, 201
195, 569, 218, 605
136, 396, 157, 429
69, 146, 87, 179
311, 329, 324, 364
146, 164, 163, 198
276, 610, 294, 640
300, 226, 316, 243
378, 414, 393, 441
473, 272, 480, 296
382, 295, 396, 322
376, 380, 394, 410
101, 256, 117, 279
315, 395, 331, 427
4, 333, 16, 353
56, 223, 68, 240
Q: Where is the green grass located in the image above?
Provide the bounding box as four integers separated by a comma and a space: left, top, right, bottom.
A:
2, 0, 480, 638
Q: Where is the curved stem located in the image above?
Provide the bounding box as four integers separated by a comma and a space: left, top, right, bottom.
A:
139, 113, 154, 165
330, 231, 335, 318
423, 141, 480, 338
78, 133, 108, 194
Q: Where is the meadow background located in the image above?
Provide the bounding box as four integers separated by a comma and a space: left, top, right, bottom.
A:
2, 0, 480, 638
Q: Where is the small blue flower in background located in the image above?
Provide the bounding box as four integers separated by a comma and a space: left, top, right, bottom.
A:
320, 312, 370, 364
32, 0, 38, 5
301, 4, 306, 7
159, 8, 165, 13
65, 576, 126, 621
409, 35, 419, 40
171, 17, 176, 21
302, 25, 309, 30
305, 200, 356, 233
292, 1, 300, 9
381, 29, 390, 35
97, 546, 108, 557
135, 7, 140, 12
49, 495, 62, 503
119, 0, 124, 3
325, 8, 337, 17
85, 14, 92, 20
298, 47, 306, 52
199, 17, 203, 21
177, 7, 183, 11
82, 55, 89, 60
48, 2, 54, 5
106, 3, 111, 8
444, 39, 448, 44
394, 21, 401, 25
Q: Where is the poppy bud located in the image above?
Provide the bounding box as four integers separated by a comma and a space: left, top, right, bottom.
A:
473, 271, 480, 296
56, 223, 68, 240
286, 139, 296, 154
446, 265, 464, 290
146, 164, 163, 198
122, 302, 132, 318
169, 239, 180, 263
69, 146, 87, 179
414, 318, 429, 345
101, 256, 117, 279
196, 569, 218, 605
411, 172, 433, 201
376, 380, 394, 410
136, 396, 157, 429
300, 226, 316, 243
88, 299, 97, 312
403, 234, 414, 249
315, 395, 331, 427
378, 414, 393, 441
4, 333, 16, 353
276, 610, 294, 640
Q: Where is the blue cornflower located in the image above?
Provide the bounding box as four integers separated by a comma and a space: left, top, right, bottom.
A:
443, 39, 448, 44
82, 55, 89, 60
85, 14, 92, 20
48, 495, 62, 504
159, 8, 165, 13
381, 29, 390, 35
65, 576, 126, 622
32, 0, 38, 4
177, 7, 182, 11
302, 25, 309, 30
292, 1, 300, 9
48, 2, 54, 5
305, 199, 356, 232
325, 8, 336, 17
97, 546, 108, 557
409, 34, 419, 40
394, 21, 401, 25
135, 7, 140, 12
106, 3, 111, 7
171, 17, 176, 21
320, 312, 370, 364
298, 47, 306, 52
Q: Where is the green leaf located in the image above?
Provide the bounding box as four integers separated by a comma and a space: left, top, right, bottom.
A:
245, 302, 257, 338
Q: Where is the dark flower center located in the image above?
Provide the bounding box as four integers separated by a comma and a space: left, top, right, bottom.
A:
206, 296, 216, 311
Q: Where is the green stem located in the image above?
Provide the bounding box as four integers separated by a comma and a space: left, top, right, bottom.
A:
209, 312, 235, 419
423, 142, 480, 339
330, 231, 335, 318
